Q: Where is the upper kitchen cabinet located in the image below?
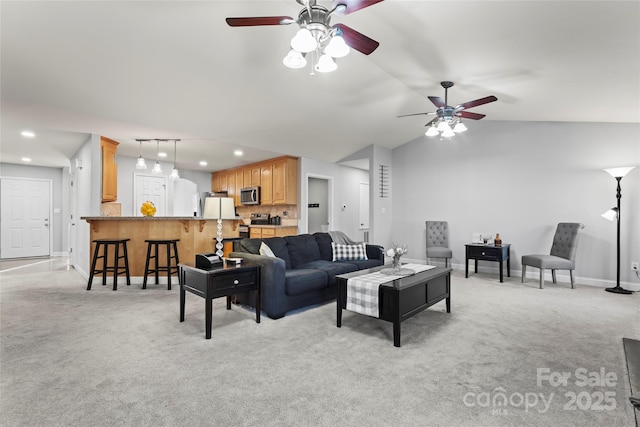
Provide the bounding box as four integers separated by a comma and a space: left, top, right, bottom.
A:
101, 137, 119, 202
272, 157, 297, 205
211, 156, 298, 206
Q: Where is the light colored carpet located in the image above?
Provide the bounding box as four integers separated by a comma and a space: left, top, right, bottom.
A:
1, 258, 639, 426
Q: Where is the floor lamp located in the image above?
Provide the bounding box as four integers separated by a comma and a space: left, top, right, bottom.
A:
602, 166, 636, 294
203, 197, 236, 258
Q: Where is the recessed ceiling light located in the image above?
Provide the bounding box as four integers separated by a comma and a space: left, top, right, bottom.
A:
234, 150, 243, 156
199, 161, 207, 166
21, 157, 32, 162
158, 152, 167, 158
21, 131, 35, 138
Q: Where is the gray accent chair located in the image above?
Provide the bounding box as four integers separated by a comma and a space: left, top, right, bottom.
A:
426, 221, 453, 267
521, 222, 584, 289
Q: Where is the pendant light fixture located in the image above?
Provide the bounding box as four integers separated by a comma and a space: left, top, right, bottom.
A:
170, 139, 180, 180
135, 139, 147, 170
151, 140, 162, 174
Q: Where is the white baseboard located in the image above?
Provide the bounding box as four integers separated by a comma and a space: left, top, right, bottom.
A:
405, 257, 640, 292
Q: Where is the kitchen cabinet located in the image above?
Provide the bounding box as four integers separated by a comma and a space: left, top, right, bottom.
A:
234, 170, 243, 206
250, 226, 297, 239
210, 156, 297, 206
211, 173, 220, 192
260, 165, 273, 205
251, 167, 261, 186
101, 136, 119, 202
272, 157, 297, 205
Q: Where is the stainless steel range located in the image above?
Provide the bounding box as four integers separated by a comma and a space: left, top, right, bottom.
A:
250, 213, 271, 225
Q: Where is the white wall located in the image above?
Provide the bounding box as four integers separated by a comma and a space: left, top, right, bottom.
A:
299, 157, 369, 241
391, 120, 640, 288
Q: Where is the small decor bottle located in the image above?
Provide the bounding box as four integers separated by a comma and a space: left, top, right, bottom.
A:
495, 233, 502, 247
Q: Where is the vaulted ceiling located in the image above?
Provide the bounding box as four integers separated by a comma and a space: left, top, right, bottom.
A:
2, 1, 638, 171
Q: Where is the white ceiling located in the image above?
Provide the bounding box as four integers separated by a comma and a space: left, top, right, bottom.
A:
1, 1, 639, 171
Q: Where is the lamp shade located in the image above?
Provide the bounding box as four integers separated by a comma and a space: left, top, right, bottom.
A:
203, 197, 236, 219
601, 207, 618, 221
604, 166, 635, 178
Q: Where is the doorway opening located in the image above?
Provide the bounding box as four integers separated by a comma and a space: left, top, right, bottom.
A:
307, 176, 331, 234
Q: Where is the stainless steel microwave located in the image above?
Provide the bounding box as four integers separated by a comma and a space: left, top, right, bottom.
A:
240, 186, 261, 205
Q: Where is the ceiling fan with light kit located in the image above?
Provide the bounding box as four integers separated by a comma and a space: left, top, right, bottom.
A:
225, 0, 383, 73
399, 81, 498, 138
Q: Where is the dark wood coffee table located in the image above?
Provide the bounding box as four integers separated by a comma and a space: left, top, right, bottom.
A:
336, 266, 451, 347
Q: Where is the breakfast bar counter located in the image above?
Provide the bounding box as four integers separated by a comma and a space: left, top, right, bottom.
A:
81, 216, 240, 277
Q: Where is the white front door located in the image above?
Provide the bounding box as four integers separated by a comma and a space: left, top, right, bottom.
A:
134, 174, 167, 216
0, 178, 51, 259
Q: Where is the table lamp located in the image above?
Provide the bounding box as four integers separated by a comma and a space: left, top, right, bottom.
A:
203, 197, 236, 257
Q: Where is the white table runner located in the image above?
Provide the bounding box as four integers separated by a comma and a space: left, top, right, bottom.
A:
346, 264, 436, 317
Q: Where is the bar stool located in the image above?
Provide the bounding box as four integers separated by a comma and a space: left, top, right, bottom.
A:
87, 239, 131, 291
143, 239, 180, 290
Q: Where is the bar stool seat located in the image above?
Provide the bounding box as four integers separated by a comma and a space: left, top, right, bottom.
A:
143, 239, 180, 290
87, 238, 131, 291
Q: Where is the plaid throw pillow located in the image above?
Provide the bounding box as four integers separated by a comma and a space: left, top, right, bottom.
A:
331, 242, 368, 261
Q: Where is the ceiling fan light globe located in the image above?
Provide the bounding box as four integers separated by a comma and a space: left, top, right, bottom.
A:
315, 54, 337, 72
436, 120, 450, 132
291, 28, 317, 53
283, 49, 307, 68
324, 35, 350, 58
425, 126, 439, 137
453, 122, 467, 133
441, 127, 455, 138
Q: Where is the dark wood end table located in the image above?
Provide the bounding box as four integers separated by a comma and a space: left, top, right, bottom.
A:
465, 243, 511, 282
179, 263, 260, 339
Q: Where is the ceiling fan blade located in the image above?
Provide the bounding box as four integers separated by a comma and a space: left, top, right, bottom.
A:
333, 23, 379, 55
397, 112, 435, 118
457, 111, 486, 120
456, 95, 498, 110
428, 96, 446, 108
332, 0, 385, 15
225, 16, 294, 27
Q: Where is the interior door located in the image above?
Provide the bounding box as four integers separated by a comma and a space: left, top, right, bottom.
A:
0, 178, 51, 259
134, 174, 167, 216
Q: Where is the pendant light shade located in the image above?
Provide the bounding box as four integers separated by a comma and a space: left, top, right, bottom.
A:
135, 140, 147, 170
170, 139, 180, 180
152, 140, 162, 174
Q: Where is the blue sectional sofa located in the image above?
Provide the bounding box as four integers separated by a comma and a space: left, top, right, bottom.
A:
230, 232, 384, 319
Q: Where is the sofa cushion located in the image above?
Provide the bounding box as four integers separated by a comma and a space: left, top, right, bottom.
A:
314, 232, 334, 261
286, 234, 321, 268
331, 242, 368, 261
259, 241, 276, 258
263, 237, 291, 269
337, 259, 383, 270
285, 269, 328, 296
238, 238, 263, 254
296, 260, 359, 285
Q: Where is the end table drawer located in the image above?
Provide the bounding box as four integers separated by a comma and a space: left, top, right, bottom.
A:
468, 246, 499, 260
215, 271, 256, 290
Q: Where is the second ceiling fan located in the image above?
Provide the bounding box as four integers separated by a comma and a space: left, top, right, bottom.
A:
399, 81, 498, 138
226, 0, 384, 72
